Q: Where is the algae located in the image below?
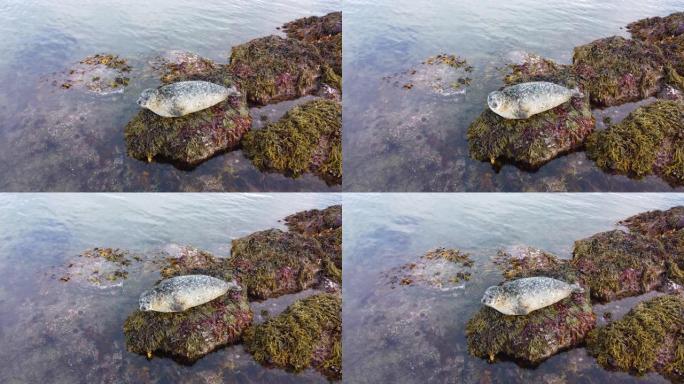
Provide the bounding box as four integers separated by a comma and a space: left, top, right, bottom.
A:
586, 295, 684, 380
241, 99, 342, 185
243, 293, 342, 381
386, 248, 474, 289
586, 100, 684, 186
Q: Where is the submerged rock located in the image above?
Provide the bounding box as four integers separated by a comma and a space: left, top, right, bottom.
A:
586, 100, 684, 187
383, 54, 473, 97
124, 67, 251, 168
228, 35, 324, 105
572, 229, 668, 302
385, 248, 474, 290
467, 56, 594, 169
59, 248, 136, 288
586, 295, 684, 381
243, 293, 342, 381
57, 53, 131, 95
466, 247, 595, 364
229, 229, 326, 300
241, 99, 342, 185
123, 285, 252, 362
573, 36, 666, 107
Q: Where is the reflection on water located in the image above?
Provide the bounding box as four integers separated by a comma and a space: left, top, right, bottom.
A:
343, 0, 684, 191
0, 193, 340, 383
0, 0, 339, 191
343, 194, 684, 383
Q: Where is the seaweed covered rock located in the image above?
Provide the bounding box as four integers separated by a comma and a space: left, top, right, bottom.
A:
228, 35, 324, 105
149, 50, 218, 84
628, 12, 684, 77
383, 54, 473, 97
124, 69, 251, 168
57, 53, 131, 95
467, 56, 594, 169
159, 245, 232, 280
573, 36, 666, 107
283, 11, 342, 83
586, 100, 684, 186
586, 295, 684, 381
572, 230, 668, 302
284, 205, 342, 283
229, 229, 326, 300
59, 247, 135, 288
241, 99, 342, 185
466, 246, 594, 364
385, 248, 474, 290
123, 286, 252, 362
243, 293, 342, 381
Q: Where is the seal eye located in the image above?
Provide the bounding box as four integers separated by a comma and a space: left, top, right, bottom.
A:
490, 101, 498, 109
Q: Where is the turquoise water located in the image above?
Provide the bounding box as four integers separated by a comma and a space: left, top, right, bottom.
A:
343, 194, 684, 383
343, 0, 684, 191
0, 0, 340, 191
0, 193, 340, 383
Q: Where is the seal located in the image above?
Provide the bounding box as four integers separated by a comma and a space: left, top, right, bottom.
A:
139, 274, 241, 312
137, 81, 239, 117
481, 276, 584, 316
487, 81, 582, 119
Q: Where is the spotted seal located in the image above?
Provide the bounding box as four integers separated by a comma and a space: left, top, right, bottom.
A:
139, 274, 241, 312
481, 276, 584, 315
487, 81, 582, 119
137, 81, 239, 117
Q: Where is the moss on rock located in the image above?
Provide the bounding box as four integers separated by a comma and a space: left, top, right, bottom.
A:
229, 229, 326, 300
124, 68, 251, 168
241, 99, 342, 185
243, 293, 342, 381
283, 12, 342, 80
586, 295, 684, 380
228, 35, 323, 105
586, 100, 684, 186
573, 36, 666, 107
123, 288, 252, 362
467, 56, 594, 169
572, 230, 668, 302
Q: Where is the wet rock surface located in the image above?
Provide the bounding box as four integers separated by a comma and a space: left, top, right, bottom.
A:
383, 54, 473, 97
124, 65, 252, 168
586, 295, 684, 381
467, 56, 594, 169
55, 53, 131, 95
467, 247, 595, 365
384, 248, 474, 290
243, 293, 342, 381
586, 100, 684, 187
241, 99, 342, 185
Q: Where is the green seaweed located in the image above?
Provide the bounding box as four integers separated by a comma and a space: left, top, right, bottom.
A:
243, 293, 342, 381
586, 100, 684, 186
586, 295, 684, 379
241, 99, 342, 184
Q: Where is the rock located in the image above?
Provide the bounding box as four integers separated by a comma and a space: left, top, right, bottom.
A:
467, 56, 594, 169
149, 50, 218, 84
57, 53, 131, 95
228, 35, 324, 105
284, 205, 342, 283
58, 248, 136, 288
384, 248, 474, 290
572, 229, 668, 302
586, 100, 684, 187
466, 246, 595, 364
283, 11, 342, 83
123, 285, 252, 362
243, 293, 342, 381
586, 295, 684, 381
159, 245, 232, 280
383, 54, 473, 97
124, 66, 251, 168
572, 36, 666, 107
241, 99, 341, 185
229, 229, 326, 300
628, 12, 684, 77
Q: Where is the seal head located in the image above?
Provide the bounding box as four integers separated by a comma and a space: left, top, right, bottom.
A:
137, 88, 157, 108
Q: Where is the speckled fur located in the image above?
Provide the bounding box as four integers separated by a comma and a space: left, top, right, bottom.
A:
488, 81, 581, 119
481, 276, 583, 315
137, 81, 239, 117
140, 274, 240, 312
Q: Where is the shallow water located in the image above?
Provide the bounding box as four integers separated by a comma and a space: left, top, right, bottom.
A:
343, 193, 684, 383
343, 0, 684, 191
0, 193, 341, 383
0, 0, 340, 191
